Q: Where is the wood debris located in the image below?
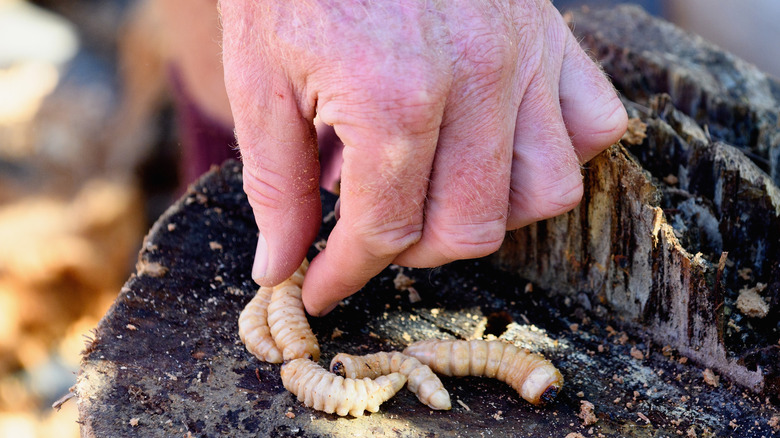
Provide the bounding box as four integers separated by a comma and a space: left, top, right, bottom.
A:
735, 283, 769, 318
702, 368, 719, 387
620, 118, 647, 145
578, 400, 597, 426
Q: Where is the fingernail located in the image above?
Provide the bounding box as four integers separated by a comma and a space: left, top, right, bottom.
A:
316, 301, 339, 317
252, 232, 268, 282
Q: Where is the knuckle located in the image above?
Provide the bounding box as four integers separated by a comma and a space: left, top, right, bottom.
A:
354, 216, 424, 260
436, 221, 507, 260
425, 162, 511, 259
510, 172, 584, 224
369, 84, 445, 135
461, 32, 513, 83
319, 72, 446, 137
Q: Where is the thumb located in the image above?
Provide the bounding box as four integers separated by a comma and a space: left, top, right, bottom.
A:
222, 26, 321, 287
241, 127, 321, 288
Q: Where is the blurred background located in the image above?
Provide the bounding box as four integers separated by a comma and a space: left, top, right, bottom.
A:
0, 0, 778, 436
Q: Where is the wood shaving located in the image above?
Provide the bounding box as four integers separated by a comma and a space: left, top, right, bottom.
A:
630, 347, 644, 360
136, 260, 168, 277
407, 287, 421, 303
663, 174, 679, 186
768, 415, 779, 430
393, 272, 415, 290
737, 267, 752, 280
621, 117, 647, 145
456, 399, 471, 411
578, 400, 597, 426
736, 283, 769, 318
129, 418, 139, 427
702, 368, 719, 387
209, 241, 223, 250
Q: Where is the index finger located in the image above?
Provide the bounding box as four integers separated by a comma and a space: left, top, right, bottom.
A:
301, 100, 442, 316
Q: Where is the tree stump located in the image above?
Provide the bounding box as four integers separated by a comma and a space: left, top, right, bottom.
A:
496, 4, 779, 397
77, 5, 780, 438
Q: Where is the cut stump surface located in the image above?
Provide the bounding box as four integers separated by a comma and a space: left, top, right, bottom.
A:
77, 161, 778, 437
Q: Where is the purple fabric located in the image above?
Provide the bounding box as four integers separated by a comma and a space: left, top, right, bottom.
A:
168, 66, 343, 194
169, 67, 238, 189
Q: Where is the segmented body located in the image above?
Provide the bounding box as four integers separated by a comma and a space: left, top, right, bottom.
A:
281, 358, 407, 417
238, 260, 315, 362
238, 285, 283, 363
403, 339, 563, 405
330, 352, 451, 410
266, 260, 320, 361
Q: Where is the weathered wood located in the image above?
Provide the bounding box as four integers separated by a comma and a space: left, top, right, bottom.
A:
77, 161, 779, 437
571, 5, 780, 185
497, 5, 779, 398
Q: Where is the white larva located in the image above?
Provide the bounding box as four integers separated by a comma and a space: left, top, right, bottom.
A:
403, 339, 564, 406
238, 285, 283, 363
238, 259, 313, 363
330, 351, 451, 410
266, 260, 320, 361
281, 358, 407, 417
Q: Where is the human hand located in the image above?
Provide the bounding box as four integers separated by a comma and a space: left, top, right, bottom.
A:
220, 0, 627, 316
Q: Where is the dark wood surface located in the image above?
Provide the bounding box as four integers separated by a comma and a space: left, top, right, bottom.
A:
78, 161, 778, 437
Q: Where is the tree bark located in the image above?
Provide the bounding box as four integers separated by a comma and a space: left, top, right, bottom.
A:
496, 5, 779, 397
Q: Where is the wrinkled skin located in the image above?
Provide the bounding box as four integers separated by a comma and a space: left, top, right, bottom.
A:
220, 0, 627, 316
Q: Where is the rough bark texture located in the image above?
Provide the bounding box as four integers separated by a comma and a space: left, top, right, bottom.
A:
497, 5, 779, 397
572, 5, 780, 185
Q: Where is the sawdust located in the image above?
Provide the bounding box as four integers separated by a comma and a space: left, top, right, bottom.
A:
702, 368, 719, 387
578, 400, 598, 426
735, 283, 769, 318
621, 117, 647, 145
136, 260, 169, 278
